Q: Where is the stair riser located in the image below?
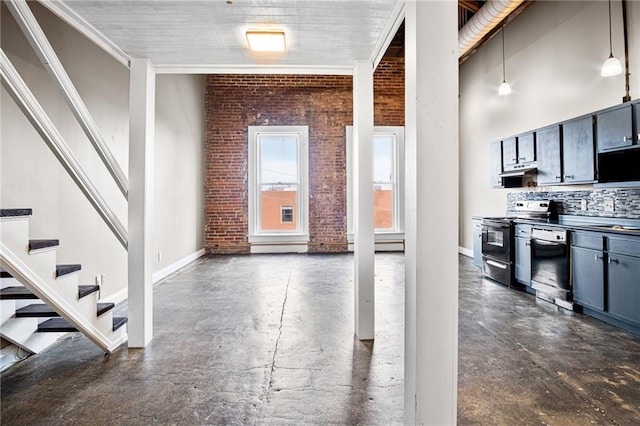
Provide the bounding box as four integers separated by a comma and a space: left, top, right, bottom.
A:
1, 300, 16, 324
1, 317, 38, 346
0, 218, 30, 252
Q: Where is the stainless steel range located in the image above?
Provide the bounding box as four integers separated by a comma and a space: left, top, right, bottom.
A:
481, 200, 556, 287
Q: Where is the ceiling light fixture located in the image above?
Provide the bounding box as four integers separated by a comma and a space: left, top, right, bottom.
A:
601, 0, 622, 77
246, 31, 286, 52
498, 27, 511, 96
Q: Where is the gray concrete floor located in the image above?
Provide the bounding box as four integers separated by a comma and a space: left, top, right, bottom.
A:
2, 254, 640, 425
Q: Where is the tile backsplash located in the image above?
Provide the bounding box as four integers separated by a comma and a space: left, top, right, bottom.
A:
507, 189, 640, 219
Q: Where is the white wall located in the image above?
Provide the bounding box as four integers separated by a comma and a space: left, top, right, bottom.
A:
1, 3, 204, 299
459, 0, 640, 250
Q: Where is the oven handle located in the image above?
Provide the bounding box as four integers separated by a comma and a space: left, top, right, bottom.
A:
485, 259, 508, 269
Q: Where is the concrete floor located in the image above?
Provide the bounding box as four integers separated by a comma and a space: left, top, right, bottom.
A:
2, 254, 640, 425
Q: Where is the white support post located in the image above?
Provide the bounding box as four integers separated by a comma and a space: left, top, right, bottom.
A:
352, 61, 375, 340
128, 59, 156, 348
404, 1, 459, 425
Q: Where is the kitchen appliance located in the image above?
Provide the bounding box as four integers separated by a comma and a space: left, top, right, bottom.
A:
530, 227, 571, 310
481, 200, 556, 287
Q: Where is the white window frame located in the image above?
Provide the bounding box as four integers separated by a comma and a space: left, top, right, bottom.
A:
346, 126, 405, 250
248, 126, 309, 251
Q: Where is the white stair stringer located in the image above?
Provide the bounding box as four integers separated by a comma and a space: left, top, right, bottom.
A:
0, 218, 127, 353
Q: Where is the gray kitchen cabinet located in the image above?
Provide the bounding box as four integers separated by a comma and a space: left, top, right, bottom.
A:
634, 100, 640, 145
562, 115, 595, 183
536, 125, 562, 185
502, 137, 518, 170
571, 245, 605, 311
515, 236, 531, 285
597, 104, 633, 152
517, 132, 536, 163
490, 141, 503, 188
607, 237, 640, 327
473, 218, 483, 268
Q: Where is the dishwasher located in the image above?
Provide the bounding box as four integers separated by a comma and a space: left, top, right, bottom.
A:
530, 227, 572, 310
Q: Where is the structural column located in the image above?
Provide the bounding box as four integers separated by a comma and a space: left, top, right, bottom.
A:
128, 59, 156, 348
352, 61, 375, 340
404, 1, 459, 424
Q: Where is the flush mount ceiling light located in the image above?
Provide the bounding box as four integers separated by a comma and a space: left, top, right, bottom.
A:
498, 27, 511, 96
601, 0, 622, 77
246, 31, 286, 52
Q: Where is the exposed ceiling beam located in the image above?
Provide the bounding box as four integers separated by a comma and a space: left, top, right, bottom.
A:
459, 1, 483, 13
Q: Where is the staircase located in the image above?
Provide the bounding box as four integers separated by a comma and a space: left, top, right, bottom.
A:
0, 209, 127, 356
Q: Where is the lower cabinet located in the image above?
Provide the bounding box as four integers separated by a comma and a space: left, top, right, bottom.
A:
472, 219, 483, 269
607, 252, 640, 326
571, 246, 605, 311
515, 237, 531, 285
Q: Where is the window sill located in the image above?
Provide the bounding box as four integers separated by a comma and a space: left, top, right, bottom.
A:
248, 234, 310, 244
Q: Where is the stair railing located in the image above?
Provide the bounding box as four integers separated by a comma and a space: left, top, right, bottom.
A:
0, 49, 128, 249
5, 0, 129, 199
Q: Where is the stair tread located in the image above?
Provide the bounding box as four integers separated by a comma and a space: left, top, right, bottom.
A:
0, 208, 33, 217
56, 264, 81, 277
78, 285, 99, 299
38, 318, 75, 332
0, 287, 38, 300
113, 316, 128, 331
16, 303, 114, 318
39, 316, 127, 333
29, 239, 60, 251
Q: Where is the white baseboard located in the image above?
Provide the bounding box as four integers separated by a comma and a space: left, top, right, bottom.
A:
102, 248, 206, 303
458, 246, 473, 258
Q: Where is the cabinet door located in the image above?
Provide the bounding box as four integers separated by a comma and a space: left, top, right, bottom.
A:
473, 221, 483, 268
489, 141, 503, 188
536, 125, 562, 185
634, 101, 640, 144
518, 132, 535, 163
502, 137, 518, 169
607, 253, 640, 326
597, 104, 633, 152
563, 116, 595, 183
571, 246, 605, 311
515, 237, 531, 285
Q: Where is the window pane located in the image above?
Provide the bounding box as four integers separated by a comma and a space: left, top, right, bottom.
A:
373, 135, 394, 184
260, 135, 298, 183
261, 184, 298, 231
374, 183, 393, 230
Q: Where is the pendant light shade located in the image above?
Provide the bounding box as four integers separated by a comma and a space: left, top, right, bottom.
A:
498, 81, 512, 96
602, 0, 622, 77
498, 27, 510, 96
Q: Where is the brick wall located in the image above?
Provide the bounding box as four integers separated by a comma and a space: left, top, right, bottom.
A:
204, 49, 404, 254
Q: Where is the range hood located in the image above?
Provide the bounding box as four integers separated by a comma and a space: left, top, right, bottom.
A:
499, 165, 537, 178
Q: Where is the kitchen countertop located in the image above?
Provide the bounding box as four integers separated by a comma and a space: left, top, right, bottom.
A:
513, 215, 640, 237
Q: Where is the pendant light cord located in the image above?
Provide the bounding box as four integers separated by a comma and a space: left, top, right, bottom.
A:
502, 27, 506, 83
608, 0, 613, 55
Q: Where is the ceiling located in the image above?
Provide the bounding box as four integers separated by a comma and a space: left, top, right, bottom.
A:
45, 0, 404, 73
39, 0, 519, 72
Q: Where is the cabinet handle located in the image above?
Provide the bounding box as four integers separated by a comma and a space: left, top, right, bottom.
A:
519, 157, 526, 161
564, 175, 574, 180
555, 175, 563, 180
594, 254, 603, 261
608, 257, 619, 264
623, 136, 631, 143
512, 157, 518, 162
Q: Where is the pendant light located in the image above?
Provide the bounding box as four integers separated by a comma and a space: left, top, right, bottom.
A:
601, 0, 622, 77
498, 27, 511, 96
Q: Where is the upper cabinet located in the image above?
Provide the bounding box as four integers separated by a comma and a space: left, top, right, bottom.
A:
597, 104, 634, 152
490, 141, 503, 188
502, 133, 535, 171
635, 100, 640, 145
536, 125, 561, 185
562, 115, 595, 183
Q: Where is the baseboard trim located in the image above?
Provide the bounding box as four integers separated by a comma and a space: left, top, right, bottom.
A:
103, 248, 206, 303
458, 246, 473, 258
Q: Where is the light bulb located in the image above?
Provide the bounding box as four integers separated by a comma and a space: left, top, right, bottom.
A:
498, 81, 511, 96
601, 54, 622, 77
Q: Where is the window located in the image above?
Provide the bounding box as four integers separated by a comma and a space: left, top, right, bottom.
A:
248, 126, 309, 250
281, 206, 294, 223
346, 126, 404, 246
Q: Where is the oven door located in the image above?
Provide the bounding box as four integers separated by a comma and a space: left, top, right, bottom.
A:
482, 221, 512, 262
482, 256, 512, 286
